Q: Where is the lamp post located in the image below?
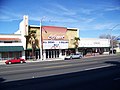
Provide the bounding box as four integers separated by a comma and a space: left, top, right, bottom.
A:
110, 24, 120, 54
40, 17, 46, 60
40, 19, 42, 60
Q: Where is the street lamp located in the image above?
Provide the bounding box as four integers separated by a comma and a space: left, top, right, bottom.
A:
40, 17, 46, 60
110, 24, 120, 54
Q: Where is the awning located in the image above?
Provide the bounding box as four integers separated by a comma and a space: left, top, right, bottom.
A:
0, 46, 24, 52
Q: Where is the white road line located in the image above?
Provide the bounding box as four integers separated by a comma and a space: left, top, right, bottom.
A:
114, 78, 120, 80
84, 65, 112, 71
43, 64, 73, 69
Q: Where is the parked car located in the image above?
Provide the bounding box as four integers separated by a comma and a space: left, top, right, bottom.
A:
109, 50, 116, 54
64, 53, 83, 60
5, 58, 26, 64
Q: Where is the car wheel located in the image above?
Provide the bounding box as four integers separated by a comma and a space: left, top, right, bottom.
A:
70, 57, 72, 60
8, 61, 11, 64
20, 61, 23, 63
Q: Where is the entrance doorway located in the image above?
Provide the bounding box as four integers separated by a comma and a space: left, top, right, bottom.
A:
46, 49, 59, 59
35, 51, 40, 59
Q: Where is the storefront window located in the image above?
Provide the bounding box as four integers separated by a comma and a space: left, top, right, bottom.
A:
2, 52, 8, 60
62, 50, 65, 55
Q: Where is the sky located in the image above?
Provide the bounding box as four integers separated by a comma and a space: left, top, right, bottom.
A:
0, 0, 120, 38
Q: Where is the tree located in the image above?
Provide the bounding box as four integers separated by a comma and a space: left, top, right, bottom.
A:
73, 37, 80, 53
25, 30, 39, 60
99, 34, 118, 48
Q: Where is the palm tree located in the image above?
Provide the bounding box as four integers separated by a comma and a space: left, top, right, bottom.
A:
25, 30, 39, 60
73, 37, 80, 53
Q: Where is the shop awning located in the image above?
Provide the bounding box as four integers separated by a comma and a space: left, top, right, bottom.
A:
0, 46, 24, 52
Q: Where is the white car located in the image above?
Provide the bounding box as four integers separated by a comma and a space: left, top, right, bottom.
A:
64, 53, 82, 60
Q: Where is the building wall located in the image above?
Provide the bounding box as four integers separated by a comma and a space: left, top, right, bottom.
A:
0, 34, 25, 60
79, 38, 110, 48
66, 28, 78, 48
78, 38, 111, 56
16, 15, 28, 50
115, 43, 120, 53
0, 34, 22, 46
26, 26, 79, 50
26, 26, 40, 49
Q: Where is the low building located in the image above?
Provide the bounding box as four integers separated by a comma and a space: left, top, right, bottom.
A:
79, 38, 110, 56
0, 34, 25, 60
0, 15, 28, 60
114, 42, 120, 53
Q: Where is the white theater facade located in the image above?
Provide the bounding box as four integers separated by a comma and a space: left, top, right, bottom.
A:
25, 25, 79, 60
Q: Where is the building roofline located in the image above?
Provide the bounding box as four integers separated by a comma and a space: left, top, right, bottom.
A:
0, 33, 21, 35
0, 38, 21, 41
29, 25, 67, 28
80, 38, 110, 40
29, 25, 40, 27
67, 27, 79, 30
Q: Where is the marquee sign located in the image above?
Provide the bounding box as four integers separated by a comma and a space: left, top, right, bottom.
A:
48, 34, 65, 40
43, 40, 68, 49
42, 26, 68, 40
41, 26, 69, 49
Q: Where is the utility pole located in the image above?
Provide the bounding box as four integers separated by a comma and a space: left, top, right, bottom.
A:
110, 24, 120, 54
40, 17, 46, 60
40, 19, 42, 60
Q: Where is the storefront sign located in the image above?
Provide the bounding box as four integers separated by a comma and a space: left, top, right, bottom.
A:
43, 40, 68, 49
42, 26, 68, 40
94, 42, 100, 44
48, 34, 64, 40
79, 39, 110, 47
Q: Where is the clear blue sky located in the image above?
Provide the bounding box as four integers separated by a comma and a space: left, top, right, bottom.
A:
0, 0, 120, 38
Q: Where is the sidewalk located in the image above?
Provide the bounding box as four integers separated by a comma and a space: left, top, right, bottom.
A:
0, 54, 116, 65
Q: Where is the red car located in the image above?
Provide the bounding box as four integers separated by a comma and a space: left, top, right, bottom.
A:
5, 58, 26, 64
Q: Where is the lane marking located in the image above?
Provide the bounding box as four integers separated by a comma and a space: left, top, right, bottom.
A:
114, 78, 120, 81
84, 65, 112, 71
43, 64, 73, 69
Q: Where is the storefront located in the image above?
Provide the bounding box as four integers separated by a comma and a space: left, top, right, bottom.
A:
25, 26, 68, 60
0, 33, 26, 60
79, 38, 111, 56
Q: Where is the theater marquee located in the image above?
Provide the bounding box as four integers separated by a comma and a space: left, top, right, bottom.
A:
43, 40, 68, 49
42, 26, 69, 49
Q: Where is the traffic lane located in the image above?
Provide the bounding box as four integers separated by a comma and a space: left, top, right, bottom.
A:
0, 58, 114, 80
0, 56, 119, 82
1, 55, 120, 73
1, 65, 120, 90
0, 60, 117, 82
1, 59, 120, 77
0, 59, 105, 75
1, 56, 120, 82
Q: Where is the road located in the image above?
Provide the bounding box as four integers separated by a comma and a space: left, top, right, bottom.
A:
0, 55, 120, 90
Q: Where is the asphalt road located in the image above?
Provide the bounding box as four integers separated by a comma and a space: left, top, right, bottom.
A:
0, 55, 120, 90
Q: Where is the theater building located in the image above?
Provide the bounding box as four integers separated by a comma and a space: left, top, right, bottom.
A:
25, 25, 79, 60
